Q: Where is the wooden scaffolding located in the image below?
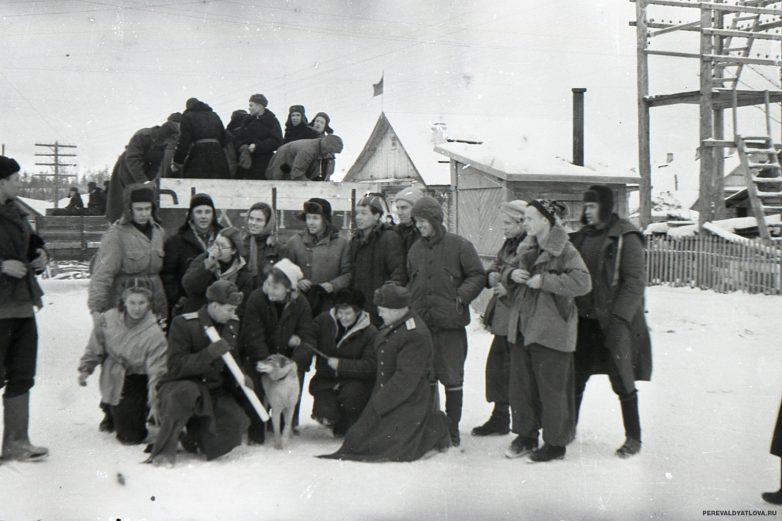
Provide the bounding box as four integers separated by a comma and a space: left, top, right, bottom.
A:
633, 0, 782, 240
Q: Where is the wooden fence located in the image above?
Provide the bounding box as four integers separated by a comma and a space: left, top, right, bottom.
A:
645, 235, 782, 295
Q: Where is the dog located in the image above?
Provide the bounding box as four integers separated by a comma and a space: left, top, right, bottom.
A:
256, 354, 301, 450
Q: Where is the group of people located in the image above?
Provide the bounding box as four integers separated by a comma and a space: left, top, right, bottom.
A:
48, 181, 107, 216
104, 96, 343, 223
2, 150, 781, 504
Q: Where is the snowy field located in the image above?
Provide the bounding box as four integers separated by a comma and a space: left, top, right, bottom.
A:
2, 281, 781, 521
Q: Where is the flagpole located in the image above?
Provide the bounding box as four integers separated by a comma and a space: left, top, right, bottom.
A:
381, 69, 384, 112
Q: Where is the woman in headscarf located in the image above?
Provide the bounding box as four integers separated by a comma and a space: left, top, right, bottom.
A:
241, 202, 280, 287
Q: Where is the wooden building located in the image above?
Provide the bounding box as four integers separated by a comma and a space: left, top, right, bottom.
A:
435, 141, 641, 262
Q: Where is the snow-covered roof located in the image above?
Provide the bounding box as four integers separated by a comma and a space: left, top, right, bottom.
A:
16, 196, 68, 215
436, 140, 639, 184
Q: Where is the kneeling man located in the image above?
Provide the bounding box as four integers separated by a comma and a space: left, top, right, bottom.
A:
148, 280, 250, 466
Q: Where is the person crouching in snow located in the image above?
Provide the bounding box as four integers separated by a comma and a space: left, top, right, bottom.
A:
266, 135, 343, 181
502, 199, 591, 462
180, 227, 254, 317
147, 280, 250, 466
308, 288, 378, 436
239, 258, 315, 444
77, 278, 167, 445
320, 282, 450, 462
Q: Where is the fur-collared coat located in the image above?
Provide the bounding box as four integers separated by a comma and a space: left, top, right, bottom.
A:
502, 225, 591, 351
88, 185, 167, 318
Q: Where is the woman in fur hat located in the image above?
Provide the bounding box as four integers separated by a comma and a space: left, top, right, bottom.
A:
283, 105, 319, 144
308, 288, 378, 436
78, 278, 168, 444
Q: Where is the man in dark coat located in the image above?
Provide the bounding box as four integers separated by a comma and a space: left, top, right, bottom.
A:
320, 282, 450, 462
234, 94, 283, 180
393, 185, 423, 255
161, 193, 222, 319
472, 200, 527, 437
171, 98, 230, 180
308, 288, 378, 436
763, 398, 782, 504
283, 105, 319, 144
50, 186, 85, 216
147, 280, 251, 466
86, 181, 106, 216
266, 135, 343, 181
408, 196, 486, 447
0, 156, 49, 462
105, 114, 181, 223
569, 184, 652, 459
239, 258, 316, 443
349, 195, 407, 325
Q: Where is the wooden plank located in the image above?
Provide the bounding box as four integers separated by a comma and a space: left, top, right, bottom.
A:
703, 28, 782, 41
158, 179, 382, 212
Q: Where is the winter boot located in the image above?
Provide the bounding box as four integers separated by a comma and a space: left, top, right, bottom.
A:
99, 402, 114, 433
529, 443, 566, 463
445, 387, 463, 447
617, 392, 642, 458
504, 435, 538, 459
762, 462, 782, 505
575, 392, 584, 425
471, 403, 510, 436
2, 393, 49, 461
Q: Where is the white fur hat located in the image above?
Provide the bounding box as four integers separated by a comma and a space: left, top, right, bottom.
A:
272, 258, 303, 288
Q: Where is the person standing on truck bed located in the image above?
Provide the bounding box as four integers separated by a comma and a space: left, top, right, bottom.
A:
283, 105, 319, 144
233, 94, 282, 181
86, 181, 106, 216
170, 98, 230, 180
105, 113, 181, 223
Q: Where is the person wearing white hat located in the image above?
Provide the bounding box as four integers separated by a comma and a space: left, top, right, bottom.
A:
239, 258, 316, 442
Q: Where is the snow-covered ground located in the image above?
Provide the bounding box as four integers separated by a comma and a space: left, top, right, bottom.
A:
2, 282, 781, 521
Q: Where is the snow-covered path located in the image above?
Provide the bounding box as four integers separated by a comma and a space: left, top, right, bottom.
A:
2, 282, 780, 521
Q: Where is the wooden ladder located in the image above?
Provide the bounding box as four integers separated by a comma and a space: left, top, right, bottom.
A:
736, 134, 782, 241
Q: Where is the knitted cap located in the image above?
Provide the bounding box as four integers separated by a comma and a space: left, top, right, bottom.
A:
374, 282, 410, 309
411, 196, 444, 225
206, 280, 243, 306
271, 258, 303, 288
322, 135, 344, 154
395, 186, 424, 206
190, 193, 215, 211
357, 194, 385, 215
0, 156, 21, 180
500, 200, 527, 222
167, 112, 182, 123
249, 93, 268, 107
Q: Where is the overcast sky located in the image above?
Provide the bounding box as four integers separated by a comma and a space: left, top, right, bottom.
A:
1, 0, 780, 192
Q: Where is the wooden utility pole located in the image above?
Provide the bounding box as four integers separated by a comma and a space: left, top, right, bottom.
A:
636, 0, 652, 229
35, 142, 77, 208
698, 6, 717, 225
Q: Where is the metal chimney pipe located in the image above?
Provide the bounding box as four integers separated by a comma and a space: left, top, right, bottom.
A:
572, 88, 587, 167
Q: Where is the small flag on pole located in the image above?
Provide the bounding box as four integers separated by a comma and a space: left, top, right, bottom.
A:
373, 73, 384, 97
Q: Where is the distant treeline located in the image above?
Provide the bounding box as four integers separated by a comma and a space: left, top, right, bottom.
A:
18, 168, 110, 201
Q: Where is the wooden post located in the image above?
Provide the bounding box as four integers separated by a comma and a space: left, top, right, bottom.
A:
636, 0, 653, 229
699, 5, 718, 227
